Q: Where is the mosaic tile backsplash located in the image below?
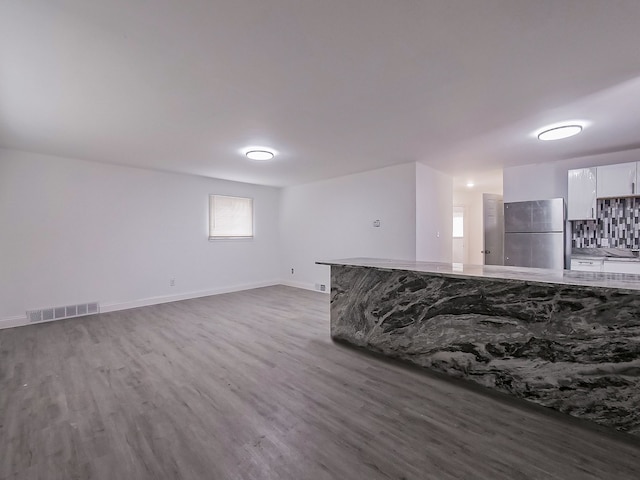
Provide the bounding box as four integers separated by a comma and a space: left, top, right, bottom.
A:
572, 198, 640, 248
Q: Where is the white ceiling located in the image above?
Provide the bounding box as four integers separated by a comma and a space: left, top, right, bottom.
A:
2, 0, 640, 187
453, 169, 503, 196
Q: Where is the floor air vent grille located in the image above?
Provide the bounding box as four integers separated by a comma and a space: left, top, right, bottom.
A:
26, 302, 99, 323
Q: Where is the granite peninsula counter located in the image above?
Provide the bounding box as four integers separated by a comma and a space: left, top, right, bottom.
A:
317, 258, 640, 436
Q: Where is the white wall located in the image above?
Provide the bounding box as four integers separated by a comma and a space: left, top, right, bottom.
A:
503, 162, 568, 203
279, 163, 419, 290
503, 150, 640, 203
279, 162, 454, 291
2, 150, 456, 326
0, 148, 281, 325
416, 162, 453, 262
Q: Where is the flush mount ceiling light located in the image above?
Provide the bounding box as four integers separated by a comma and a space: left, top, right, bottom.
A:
245, 148, 276, 161
537, 124, 583, 141
466, 182, 475, 188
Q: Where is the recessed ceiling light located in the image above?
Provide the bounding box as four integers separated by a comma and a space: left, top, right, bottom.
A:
466, 182, 474, 188
245, 149, 275, 161
537, 124, 583, 141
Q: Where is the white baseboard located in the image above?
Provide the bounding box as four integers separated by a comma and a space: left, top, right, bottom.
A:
0, 280, 282, 330
0, 315, 28, 330
100, 279, 282, 313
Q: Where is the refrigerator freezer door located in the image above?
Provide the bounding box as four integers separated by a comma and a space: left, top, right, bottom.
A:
504, 232, 565, 269
531, 198, 565, 232
504, 199, 565, 233
503, 201, 530, 233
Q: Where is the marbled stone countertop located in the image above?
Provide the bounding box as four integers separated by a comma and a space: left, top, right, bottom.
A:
317, 258, 640, 292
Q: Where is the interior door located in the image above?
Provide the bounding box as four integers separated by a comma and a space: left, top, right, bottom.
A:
482, 193, 504, 265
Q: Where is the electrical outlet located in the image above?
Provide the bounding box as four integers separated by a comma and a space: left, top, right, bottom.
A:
320, 284, 326, 292
373, 219, 381, 227
169, 278, 175, 287
291, 268, 294, 274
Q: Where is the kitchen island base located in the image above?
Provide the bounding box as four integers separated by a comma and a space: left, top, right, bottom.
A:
323, 260, 640, 437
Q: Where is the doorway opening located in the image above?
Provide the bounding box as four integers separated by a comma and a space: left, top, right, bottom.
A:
452, 170, 504, 265
452, 206, 465, 263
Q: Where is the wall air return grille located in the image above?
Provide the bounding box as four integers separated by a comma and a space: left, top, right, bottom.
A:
26, 302, 99, 323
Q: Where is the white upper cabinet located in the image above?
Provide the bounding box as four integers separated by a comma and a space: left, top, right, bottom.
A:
567, 168, 597, 220
596, 162, 637, 198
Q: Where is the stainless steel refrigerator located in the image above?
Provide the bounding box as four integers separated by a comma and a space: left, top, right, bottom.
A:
503, 198, 565, 270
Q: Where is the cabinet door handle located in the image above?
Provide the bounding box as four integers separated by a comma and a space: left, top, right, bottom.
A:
578, 261, 593, 265
633, 182, 636, 195
591, 207, 594, 218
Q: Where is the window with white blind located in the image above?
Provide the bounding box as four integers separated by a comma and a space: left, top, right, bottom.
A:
209, 195, 254, 239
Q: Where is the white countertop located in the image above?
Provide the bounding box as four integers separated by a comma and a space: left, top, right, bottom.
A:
572, 254, 640, 263
572, 248, 640, 262
317, 258, 640, 292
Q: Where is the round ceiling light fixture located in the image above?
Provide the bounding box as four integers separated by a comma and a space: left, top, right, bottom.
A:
245, 148, 276, 161
466, 181, 475, 188
537, 124, 583, 141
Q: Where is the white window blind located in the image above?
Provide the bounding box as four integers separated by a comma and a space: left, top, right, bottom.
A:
209, 195, 253, 239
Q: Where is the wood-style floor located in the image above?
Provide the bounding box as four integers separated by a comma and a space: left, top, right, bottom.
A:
1, 286, 638, 480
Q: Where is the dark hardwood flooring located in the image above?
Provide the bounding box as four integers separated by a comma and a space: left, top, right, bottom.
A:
0, 285, 638, 479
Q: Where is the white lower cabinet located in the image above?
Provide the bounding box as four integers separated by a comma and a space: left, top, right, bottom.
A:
570, 258, 604, 272
602, 261, 640, 275
571, 258, 640, 274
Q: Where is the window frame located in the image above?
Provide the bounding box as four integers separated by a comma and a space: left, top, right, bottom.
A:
208, 194, 254, 240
